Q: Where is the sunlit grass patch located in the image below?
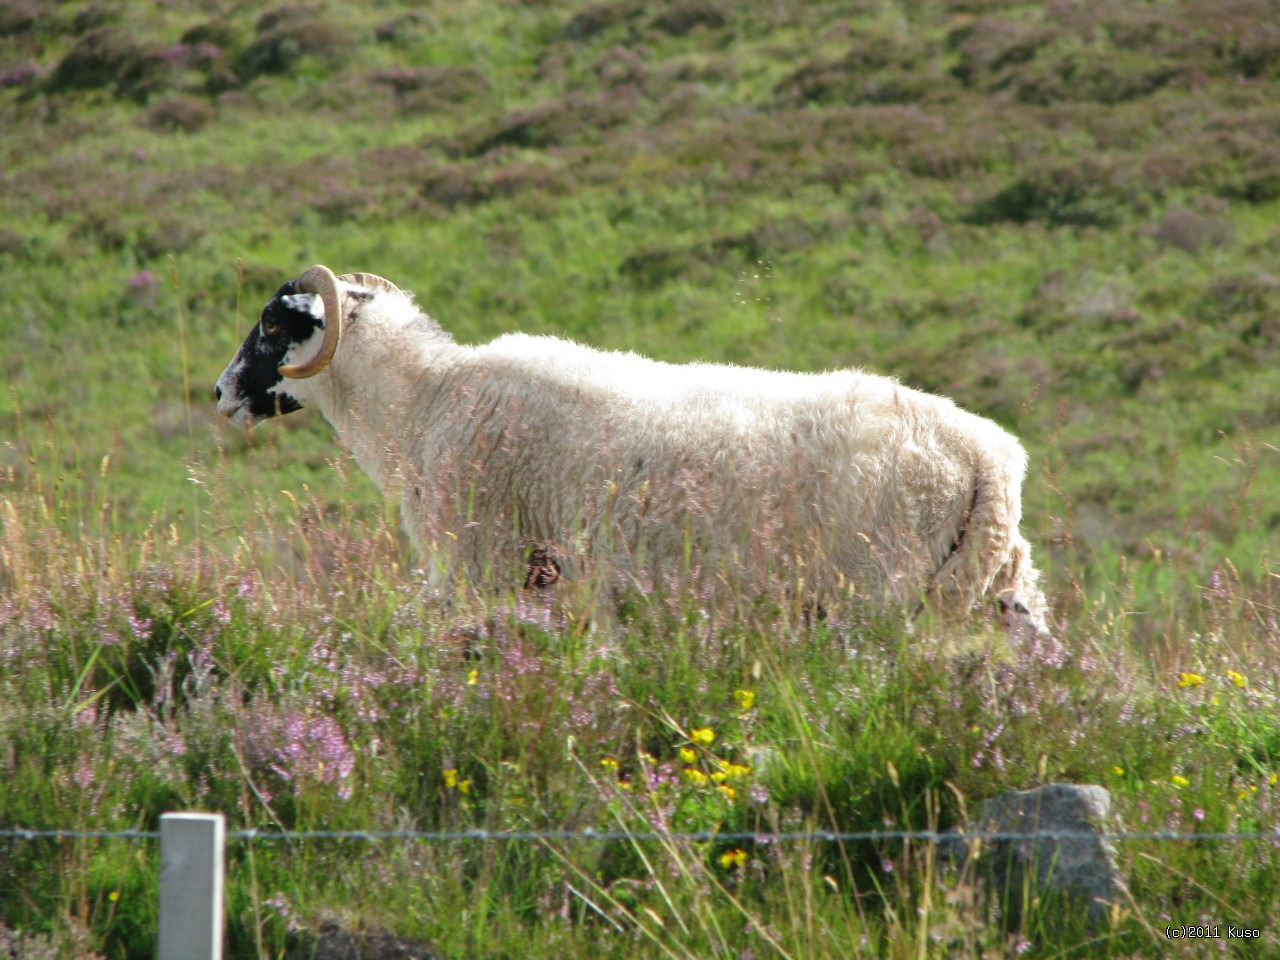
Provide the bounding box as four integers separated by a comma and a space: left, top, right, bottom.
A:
3, 0, 1280, 955
4, 441, 1280, 955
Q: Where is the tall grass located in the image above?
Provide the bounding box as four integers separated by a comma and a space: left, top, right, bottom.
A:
3, 397, 1280, 958
4, 0, 1280, 955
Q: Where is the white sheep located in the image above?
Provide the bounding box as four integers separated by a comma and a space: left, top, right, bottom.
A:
215, 265, 1049, 634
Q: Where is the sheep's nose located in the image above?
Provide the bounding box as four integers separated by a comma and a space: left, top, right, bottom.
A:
214, 384, 223, 401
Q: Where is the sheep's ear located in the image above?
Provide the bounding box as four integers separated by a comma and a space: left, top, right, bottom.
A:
279, 293, 325, 317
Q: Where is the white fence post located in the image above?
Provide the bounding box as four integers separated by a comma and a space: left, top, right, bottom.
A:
158, 812, 225, 960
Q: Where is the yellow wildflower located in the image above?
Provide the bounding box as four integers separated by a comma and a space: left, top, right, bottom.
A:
1227, 670, 1246, 688
108, 890, 120, 903
733, 689, 756, 710
458, 778, 471, 794
682, 767, 709, 787
1111, 766, 1125, 777
718, 848, 748, 869
690, 727, 715, 746
717, 784, 737, 800
443, 768, 459, 789
711, 770, 728, 783
1270, 772, 1278, 787
678, 747, 697, 765
1171, 775, 1190, 788
601, 757, 620, 772
1177, 672, 1205, 688
467, 668, 479, 686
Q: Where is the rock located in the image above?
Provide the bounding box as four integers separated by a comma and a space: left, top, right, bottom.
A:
942, 783, 1126, 929
0, 921, 72, 960
287, 919, 441, 960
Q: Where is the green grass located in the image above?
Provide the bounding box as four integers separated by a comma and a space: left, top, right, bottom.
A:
3, 0, 1280, 956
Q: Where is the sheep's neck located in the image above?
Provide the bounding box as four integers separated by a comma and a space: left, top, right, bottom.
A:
313, 335, 461, 496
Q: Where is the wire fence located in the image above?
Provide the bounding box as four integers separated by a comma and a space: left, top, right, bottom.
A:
5, 826, 1280, 843
9, 814, 1279, 960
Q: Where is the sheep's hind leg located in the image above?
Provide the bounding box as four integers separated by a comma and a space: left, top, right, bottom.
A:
523, 546, 562, 590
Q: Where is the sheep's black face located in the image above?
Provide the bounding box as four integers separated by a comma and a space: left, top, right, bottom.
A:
214, 282, 325, 428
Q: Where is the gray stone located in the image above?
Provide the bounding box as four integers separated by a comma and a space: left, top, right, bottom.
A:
287, 919, 441, 960
942, 783, 1126, 929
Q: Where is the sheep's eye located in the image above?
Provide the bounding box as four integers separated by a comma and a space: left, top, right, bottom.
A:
261, 320, 281, 336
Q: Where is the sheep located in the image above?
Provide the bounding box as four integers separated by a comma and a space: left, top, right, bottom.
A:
214, 265, 1050, 635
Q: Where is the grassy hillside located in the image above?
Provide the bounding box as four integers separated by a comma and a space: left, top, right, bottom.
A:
2, 0, 1280, 957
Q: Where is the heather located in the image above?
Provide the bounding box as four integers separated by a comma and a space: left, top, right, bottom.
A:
5, 486, 1279, 958
3, 0, 1280, 957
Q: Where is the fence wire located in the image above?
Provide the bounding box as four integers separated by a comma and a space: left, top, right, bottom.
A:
4, 826, 1280, 843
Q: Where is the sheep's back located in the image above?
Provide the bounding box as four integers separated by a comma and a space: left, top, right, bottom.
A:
453, 338, 1015, 597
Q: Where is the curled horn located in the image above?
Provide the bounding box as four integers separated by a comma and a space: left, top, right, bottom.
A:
339, 272, 400, 294
279, 264, 343, 379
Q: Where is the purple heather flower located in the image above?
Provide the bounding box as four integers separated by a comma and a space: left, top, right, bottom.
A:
73, 753, 96, 790
271, 713, 357, 800
0, 62, 44, 87
127, 269, 158, 293
125, 269, 160, 307
128, 612, 153, 640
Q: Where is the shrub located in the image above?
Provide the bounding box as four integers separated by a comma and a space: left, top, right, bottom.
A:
485, 161, 571, 202
0, 0, 46, 36
240, 5, 347, 78
461, 90, 637, 156
1236, 147, 1280, 202
1010, 46, 1178, 106
45, 27, 231, 101
1152, 204, 1234, 253
561, 1, 638, 41
1224, 8, 1280, 78
591, 43, 650, 88
1195, 272, 1280, 351
70, 1, 117, 33
948, 16, 1053, 88
47, 27, 144, 93
775, 31, 928, 105
968, 158, 1144, 227
649, 0, 726, 37
374, 12, 430, 44
120, 44, 231, 102
254, 2, 314, 35
619, 231, 763, 287
181, 18, 242, 48
371, 65, 491, 115
419, 164, 490, 209
143, 94, 217, 133
0, 226, 33, 260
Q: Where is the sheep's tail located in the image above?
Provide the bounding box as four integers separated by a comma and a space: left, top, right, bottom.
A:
925, 453, 1047, 633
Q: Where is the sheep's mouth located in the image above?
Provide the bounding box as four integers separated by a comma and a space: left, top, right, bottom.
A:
217, 397, 255, 428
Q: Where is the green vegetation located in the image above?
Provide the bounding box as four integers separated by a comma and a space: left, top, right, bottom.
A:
2, 0, 1279, 956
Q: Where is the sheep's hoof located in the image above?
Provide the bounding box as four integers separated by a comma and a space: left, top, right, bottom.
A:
523, 547, 562, 590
